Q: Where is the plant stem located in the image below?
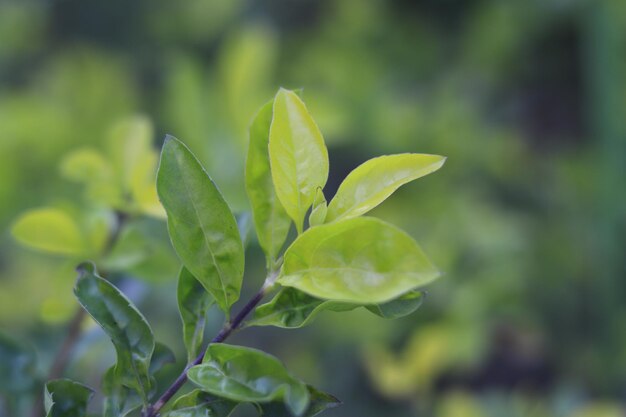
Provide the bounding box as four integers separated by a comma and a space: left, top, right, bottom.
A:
144, 278, 275, 417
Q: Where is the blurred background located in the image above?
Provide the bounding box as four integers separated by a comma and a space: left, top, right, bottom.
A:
1, 0, 626, 416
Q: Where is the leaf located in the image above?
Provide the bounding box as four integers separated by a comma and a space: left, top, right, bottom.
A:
0, 332, 37, 393
188, 344, 310, 416
178, 267, 213, 362
260, 385, 341, 417
150, 342, 176, 375
74, 262, 154, 402
308, 188, 327, 227
269, 88, 329, 233
44, 379, 93, 417
164, 390, 238, 417
60, 148, 112, 184
102, 366, 143, 417
278, 217, 440, 304
11, 208, 85, 255
245, 99, 291, 265
157, 136, 244, 314
365, 290, 425, 319
325, 154, 446, 222
247, 288, 357, 329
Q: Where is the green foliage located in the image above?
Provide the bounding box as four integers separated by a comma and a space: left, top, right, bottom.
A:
187, 344, 310, 416
165, 390, 237, 417
278, 217, 439, 303
177, 267, 213, 362
44, 379, 93, 417
11, 208, 86, 256
157, 136, 245, 315
0, 333, 37, 393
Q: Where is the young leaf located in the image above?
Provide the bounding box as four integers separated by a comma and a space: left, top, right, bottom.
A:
187, 344, 310, 416
44, 379, 93, 417
11, 208, 85, 255
259, 385, 341, 417
365, 290, 425, 319
325, 154, 446, 222
246, 288, 358, 329
74, 262, 154, 402
164, 390, 238, 417
178, 267, 213, 362
308, 188, 327, 227
278, 217, 440, 304
269, 88, 329, 233
245, 99, 292, 265
157, 136, 245, 314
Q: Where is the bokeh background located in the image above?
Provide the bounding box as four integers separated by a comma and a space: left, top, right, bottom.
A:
1, 0, 626, 416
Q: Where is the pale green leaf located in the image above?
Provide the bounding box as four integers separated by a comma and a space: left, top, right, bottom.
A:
269, 88, 329, 233
44, 379, 93, 417
278, 217, 439, 304
188, 344, 310, 416
164, 390, 238, 417
157, 136, 244, 314
74, 262, 154, 403
245, 99, 291, 265
11, 208, 85, 255
178, 267, 213, 362
59, 148, 112, 184
366, 290, 425, 319
308, 187, 327, 227
325, 154, 446, 222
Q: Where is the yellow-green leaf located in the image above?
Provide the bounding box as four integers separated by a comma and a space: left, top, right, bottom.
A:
11, 208, 85, 255
269, 88, 329, 233
245, 99, 291, 265
308, 187, 327, 227
278, 217, 440, 304
325, 154, 446, 222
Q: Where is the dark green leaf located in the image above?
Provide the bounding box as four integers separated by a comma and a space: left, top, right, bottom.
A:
278, 217, 440, 304
177, 267, 213, 362
44, 379, 93, 417
246, 288, 357, 329
102, 366, 142, 417
150, 342, 176, 375
157, 136, 244, 314
164, 390, 238, 417
188, 344, 309, 416
74, 262, 154, 403
245, 99, 291, 266
260, 385, 340, 417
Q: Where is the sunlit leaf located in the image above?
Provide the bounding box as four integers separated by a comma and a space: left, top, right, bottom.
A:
178, 267, 213, 362
269, 88, 329, 233
164, 390, 238, 417
188, 344, 310, 416
74, 262, 154, 403
157, 136, 244, 314
11, 207, 85, 255
278, 217, 439, 304
259, 385, 341, 417
245, 99, 291, 266
325, 154, 446, 222
59, 148, 111, 184
308, 188, 327, 227
44, 379, 93, 417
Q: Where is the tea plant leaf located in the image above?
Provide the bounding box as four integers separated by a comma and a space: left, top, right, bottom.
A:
102, 366, 143, 417
74, 262, 154, 403
157, 136, 244, 314
246, 288, 357, 329
245, 99, 291, 265
164, 390, 238, 417
188, 344, 310, 416
150, 342, 176, 375
11, 208, 85, 255
308, 188, 327, 227
178, 267, 213, 362
44, 379, 93, 417
325, 154, 446, 222
365, 290, 425, 319
259, 385, 341, 417
269, 88, 329, 233
278, 217, 440, 304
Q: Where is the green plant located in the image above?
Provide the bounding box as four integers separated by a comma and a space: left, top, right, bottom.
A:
8, 88, 445, 417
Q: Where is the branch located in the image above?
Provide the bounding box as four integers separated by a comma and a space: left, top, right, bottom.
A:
144, 276, 276, 417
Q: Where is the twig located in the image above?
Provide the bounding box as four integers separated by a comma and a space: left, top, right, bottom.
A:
143, 277, 275, 417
